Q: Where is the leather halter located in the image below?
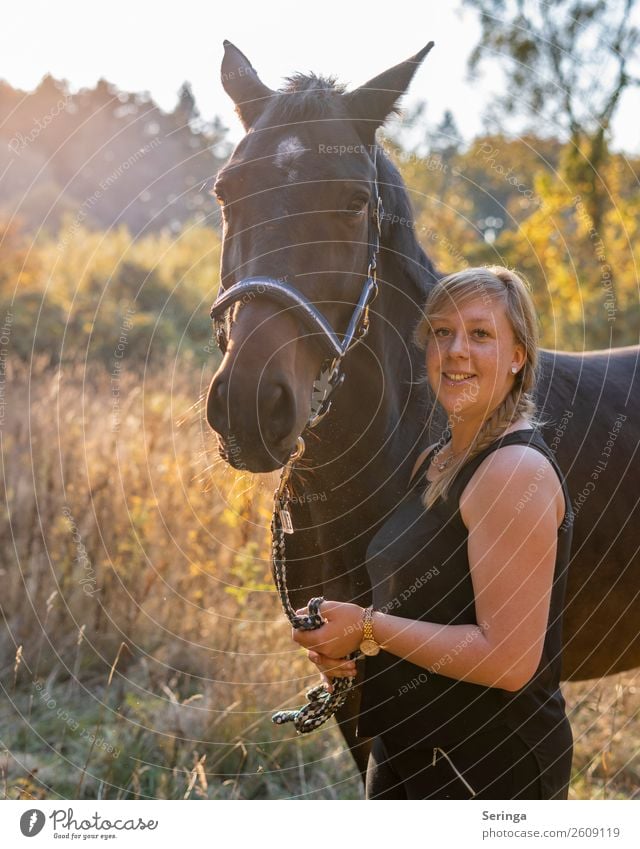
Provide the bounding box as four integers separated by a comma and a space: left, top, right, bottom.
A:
209, 145, 383, 428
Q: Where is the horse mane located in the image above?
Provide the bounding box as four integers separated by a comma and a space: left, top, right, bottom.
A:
375, 147, 440, 309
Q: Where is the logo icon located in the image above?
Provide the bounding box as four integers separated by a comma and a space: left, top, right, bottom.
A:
20, 809, 45, 837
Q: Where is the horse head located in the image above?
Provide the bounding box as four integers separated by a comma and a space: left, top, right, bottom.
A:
206, 40, 434, 471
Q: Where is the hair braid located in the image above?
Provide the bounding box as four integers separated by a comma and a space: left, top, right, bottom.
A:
422, 379, 538, 510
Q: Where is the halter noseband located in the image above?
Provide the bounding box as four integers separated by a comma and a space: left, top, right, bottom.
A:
209, 145, 383, 428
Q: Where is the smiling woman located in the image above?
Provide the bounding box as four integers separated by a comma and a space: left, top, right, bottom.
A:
413, 265, 541, 510
293, 265, 575, 800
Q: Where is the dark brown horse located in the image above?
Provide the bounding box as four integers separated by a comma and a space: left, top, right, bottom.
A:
206, 41, 640, 777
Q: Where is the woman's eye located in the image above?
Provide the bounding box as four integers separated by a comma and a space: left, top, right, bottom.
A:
474, 328, 489, 338
434, 328, 450, 337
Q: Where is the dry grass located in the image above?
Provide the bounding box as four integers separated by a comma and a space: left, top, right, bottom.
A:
0, 359, 637, 799
0, 358, 362, 799
564, 672, 640, 799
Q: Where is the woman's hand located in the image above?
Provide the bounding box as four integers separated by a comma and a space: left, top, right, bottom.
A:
292, 599, 364, 657
307, 651, 358, 694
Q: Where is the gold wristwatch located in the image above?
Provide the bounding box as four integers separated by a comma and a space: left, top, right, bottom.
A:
359, 606, 383, 656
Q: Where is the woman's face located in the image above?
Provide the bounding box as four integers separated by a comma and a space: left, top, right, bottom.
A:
424, 294, 526, 423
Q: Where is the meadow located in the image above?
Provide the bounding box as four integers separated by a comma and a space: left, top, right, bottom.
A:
1, 358, 638, 799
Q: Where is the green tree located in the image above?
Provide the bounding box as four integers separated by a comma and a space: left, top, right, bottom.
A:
464, 0, 640, 231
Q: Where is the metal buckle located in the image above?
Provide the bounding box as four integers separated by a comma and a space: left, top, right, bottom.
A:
274, 437, 305, 534
308, 360, 343, 428
214, 317, 228, 353
374, 193, 383, 236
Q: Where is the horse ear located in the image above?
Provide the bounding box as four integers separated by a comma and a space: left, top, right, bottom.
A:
221, 40, 275, 129
345, 42, 434, 144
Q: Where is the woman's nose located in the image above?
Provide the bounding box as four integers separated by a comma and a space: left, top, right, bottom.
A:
447, 331, 471, 357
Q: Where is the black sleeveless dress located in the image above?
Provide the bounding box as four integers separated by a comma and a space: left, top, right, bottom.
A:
357, 427, 574, 799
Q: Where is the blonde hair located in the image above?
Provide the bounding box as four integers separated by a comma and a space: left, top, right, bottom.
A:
413, 265, 544, 510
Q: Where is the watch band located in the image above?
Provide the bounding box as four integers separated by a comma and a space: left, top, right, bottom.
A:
359, 605, 383, 656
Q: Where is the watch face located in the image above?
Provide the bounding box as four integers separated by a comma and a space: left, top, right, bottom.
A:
360, 639, 380, 656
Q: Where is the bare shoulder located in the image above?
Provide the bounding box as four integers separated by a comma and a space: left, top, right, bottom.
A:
460, 443, 566, 529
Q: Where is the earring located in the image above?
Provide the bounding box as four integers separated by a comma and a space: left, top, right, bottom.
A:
511, 365, 518, 374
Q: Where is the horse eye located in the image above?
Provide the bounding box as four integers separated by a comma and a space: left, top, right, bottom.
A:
346, 195, 368, 214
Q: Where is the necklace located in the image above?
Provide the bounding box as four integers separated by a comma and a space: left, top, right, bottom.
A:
431, 451, 456, 473
431, 443, 468, 473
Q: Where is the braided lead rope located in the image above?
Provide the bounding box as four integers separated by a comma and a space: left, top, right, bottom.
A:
267, 148, 383, 733
270, 504, 358, 733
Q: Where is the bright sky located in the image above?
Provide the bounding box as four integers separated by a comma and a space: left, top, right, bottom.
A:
1, 0, 639, 152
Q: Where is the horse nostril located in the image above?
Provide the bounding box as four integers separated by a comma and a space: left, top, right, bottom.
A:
215, 379, 227, 403
207, 376, 227, 431
262, 381, 296, 446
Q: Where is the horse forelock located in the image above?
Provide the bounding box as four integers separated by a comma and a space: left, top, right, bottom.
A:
280, 72, 345, 95
264, 73, 348, 125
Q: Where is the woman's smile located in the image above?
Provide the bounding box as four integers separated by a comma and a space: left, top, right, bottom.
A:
442, 371, 477, 386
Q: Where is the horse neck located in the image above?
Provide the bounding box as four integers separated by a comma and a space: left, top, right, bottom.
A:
303, 153, 439, 486
308, 245, 437, 489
